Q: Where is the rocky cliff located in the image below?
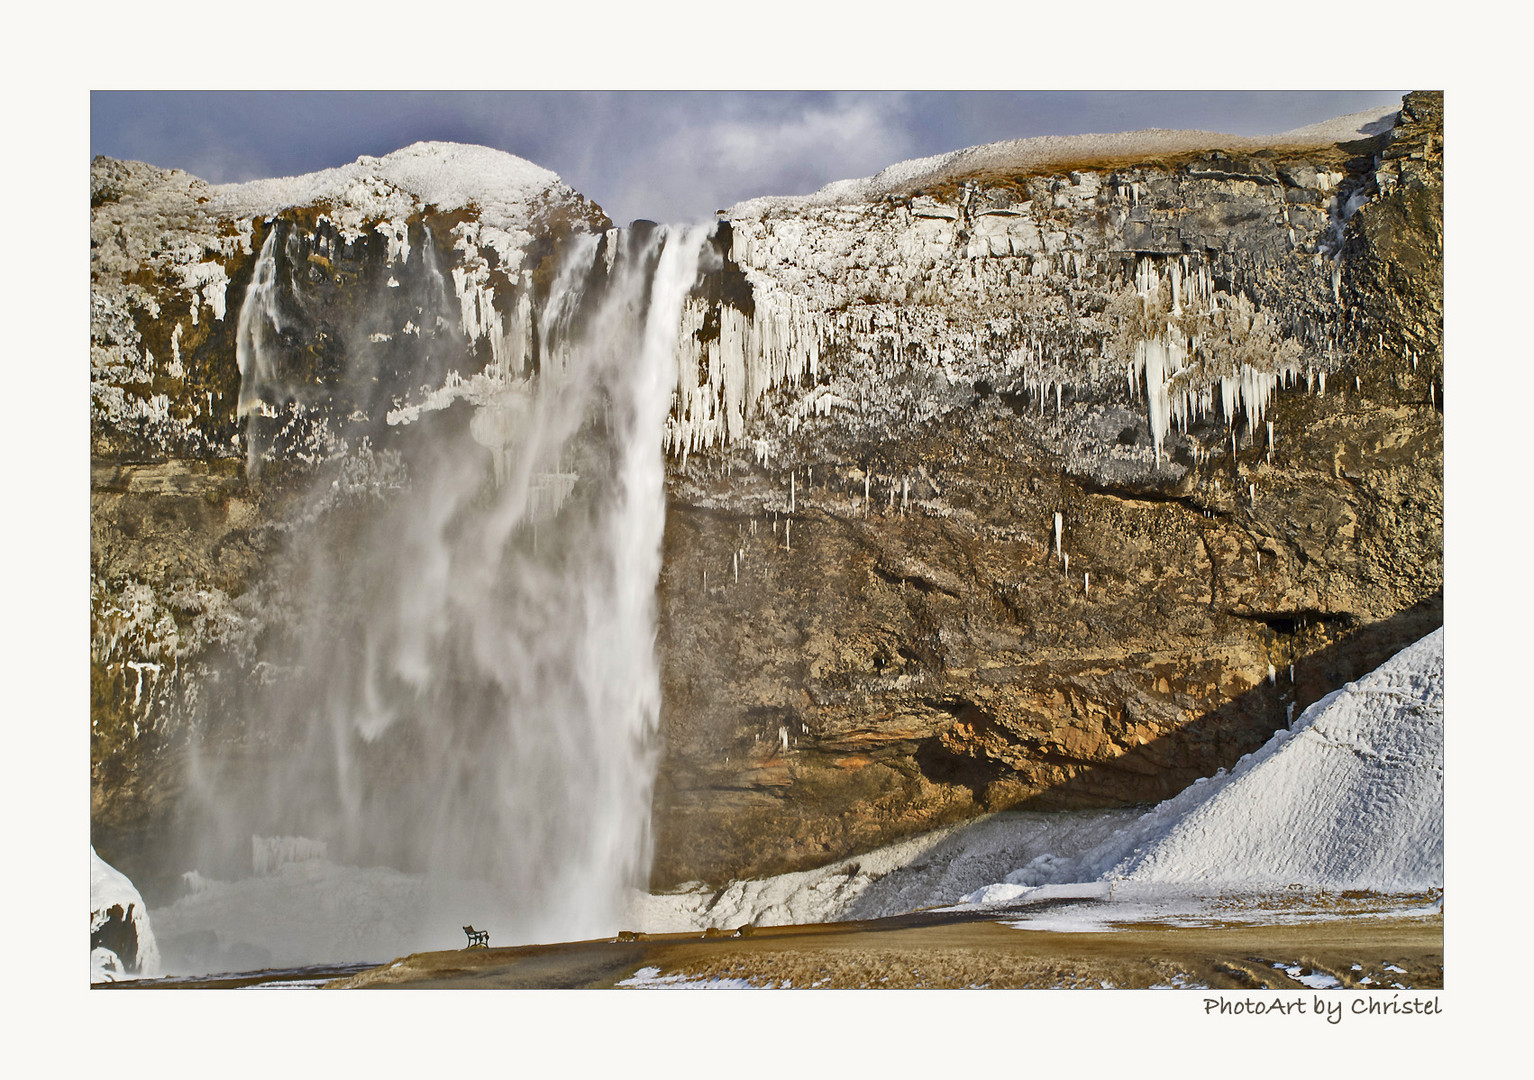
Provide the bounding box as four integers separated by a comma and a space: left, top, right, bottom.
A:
647, 93, 1443, 884
89, 94, 1443, 896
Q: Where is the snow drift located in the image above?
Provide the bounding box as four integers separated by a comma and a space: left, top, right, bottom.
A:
636, 627, 1444, 932
1098, 626, 1443, 890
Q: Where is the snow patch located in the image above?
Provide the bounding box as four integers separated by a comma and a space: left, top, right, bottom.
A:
615, 965, 776, 989
209, 142, 568, 244
91, 847, 161, 982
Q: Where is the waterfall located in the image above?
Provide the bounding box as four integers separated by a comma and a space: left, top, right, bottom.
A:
233, 227, 282, 474
178, 223, 710, 963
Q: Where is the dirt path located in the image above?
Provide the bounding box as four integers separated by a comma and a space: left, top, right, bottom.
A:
327, 908, 1443, 990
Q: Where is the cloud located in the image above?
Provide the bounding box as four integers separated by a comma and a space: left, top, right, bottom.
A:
583, 92, 919, 224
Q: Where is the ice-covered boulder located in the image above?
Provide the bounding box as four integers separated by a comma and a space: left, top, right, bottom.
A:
91, 847, 160, 982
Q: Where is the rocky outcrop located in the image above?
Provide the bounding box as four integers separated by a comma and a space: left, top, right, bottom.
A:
89, 97, 1443, 897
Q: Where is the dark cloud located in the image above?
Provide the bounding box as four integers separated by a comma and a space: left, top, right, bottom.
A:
90, 90, 1405, 227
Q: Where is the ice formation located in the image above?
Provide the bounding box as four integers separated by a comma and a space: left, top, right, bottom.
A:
664, 288, 823, 457
91, 847, 161, 982
1128, 257, 1304, 466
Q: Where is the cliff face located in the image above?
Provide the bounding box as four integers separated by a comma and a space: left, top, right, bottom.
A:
646, 94, 1442, 885
89, 96, 1443, 895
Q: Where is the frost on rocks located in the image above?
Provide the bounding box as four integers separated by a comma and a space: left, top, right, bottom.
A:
94, 112, 1382, 472
91, 143, 602, 460
670, 114, 1376, 479
727, 107, 1398, 219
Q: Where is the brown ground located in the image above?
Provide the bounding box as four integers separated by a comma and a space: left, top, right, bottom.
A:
321, 906, 1442, 990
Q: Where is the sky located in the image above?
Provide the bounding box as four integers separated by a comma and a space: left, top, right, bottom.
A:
90, 90, 1407, 227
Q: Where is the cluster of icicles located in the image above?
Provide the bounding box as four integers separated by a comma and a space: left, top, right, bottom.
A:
436, 230, 1328, 474
1128, 256, 1315, 466
664, 295, 824, 463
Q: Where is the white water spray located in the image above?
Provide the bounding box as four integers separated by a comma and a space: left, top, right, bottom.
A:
181, 223, 711, 963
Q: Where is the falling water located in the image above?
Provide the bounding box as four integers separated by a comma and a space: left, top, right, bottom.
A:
175, 222, 711, 966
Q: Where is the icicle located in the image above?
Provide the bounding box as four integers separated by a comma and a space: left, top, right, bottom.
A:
790, 473, 795, 513
1289, 664, 1295, 683
1063, 551, 1069, 576
1269, 664, 1277, 685
1256, 551, 1261, 570
902, 478, 909, 513
1267, 421, 1274, 464
1249, 483, 1256, 506
786, 518, 791, 552
864, 473, 870, 515
1084, 572, 1090, 599
1430, 382, 1436, 408
733, 550, 739, 583
1054, 512, 1063, 560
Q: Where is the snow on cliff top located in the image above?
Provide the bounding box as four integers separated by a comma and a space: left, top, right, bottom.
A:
208, 141, 577, 240
728, 103, 1401, 217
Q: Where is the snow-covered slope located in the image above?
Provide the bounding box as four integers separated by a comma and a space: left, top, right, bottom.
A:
209, 141, 576, 266
91, 847, 160, 982
1098, 627, 1443, 889
632, 627, 1443, 932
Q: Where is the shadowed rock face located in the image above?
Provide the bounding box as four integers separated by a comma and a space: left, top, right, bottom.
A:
90, 95, 1442, 895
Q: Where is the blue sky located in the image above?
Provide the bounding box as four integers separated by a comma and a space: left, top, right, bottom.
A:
90, 90, 1405, 227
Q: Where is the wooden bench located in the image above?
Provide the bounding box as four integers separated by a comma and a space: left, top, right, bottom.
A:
463, 925, 489, 949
